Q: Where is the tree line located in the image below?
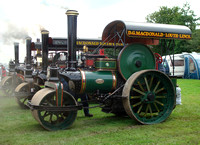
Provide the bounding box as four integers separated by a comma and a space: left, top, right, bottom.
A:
146, 3, 200, 55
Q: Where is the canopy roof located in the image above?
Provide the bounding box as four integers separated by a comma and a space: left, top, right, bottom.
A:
102, 20, 192, 44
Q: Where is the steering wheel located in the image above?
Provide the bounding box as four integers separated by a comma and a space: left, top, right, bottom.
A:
155, 53, 163, 64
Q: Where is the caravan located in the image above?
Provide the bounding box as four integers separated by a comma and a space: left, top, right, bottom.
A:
163, 52, 200, 79
163, 54, 185, 77
184, 52, 200, 79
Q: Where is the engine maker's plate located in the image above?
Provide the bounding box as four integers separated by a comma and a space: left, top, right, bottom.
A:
118, 43, 155, 80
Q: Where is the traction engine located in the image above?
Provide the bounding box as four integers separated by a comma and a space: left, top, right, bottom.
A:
28, 10, 192, 131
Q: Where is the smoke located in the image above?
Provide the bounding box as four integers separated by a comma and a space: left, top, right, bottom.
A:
0, 22, 47, 45
38, 24, 46, 32
1, 22, 30, 45
61, 6, 69, 11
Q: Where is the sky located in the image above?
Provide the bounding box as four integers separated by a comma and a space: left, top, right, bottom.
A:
0, 0, 199, 64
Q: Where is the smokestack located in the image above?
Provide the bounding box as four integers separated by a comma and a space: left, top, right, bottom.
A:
66, 10, 79, 70
26, 37, 32, 65
14, 42, 19, 65
24, 37, 32, 78
41, 30, 49, 74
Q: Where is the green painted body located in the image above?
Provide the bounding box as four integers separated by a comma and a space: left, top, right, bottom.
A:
95, 58, 117, 70
118, 44, 155, 80
56, 82, 63, 106
83, 71, 116, 93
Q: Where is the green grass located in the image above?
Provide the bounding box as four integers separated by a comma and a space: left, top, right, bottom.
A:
0, 79, 200, 145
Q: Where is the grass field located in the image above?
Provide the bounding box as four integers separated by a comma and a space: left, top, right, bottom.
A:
0, 79, 200, 145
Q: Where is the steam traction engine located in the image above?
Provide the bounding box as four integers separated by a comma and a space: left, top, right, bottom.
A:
0, 42, 24, 96
28, 10, 192, 131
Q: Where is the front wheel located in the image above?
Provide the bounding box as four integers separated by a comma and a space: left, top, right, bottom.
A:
31, 88, 78, 131
0, 76, 13, 96
122, 70, 175, 124
15, 82, 41, 109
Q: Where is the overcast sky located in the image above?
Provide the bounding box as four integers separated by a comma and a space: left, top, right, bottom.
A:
0, 0, 199, 64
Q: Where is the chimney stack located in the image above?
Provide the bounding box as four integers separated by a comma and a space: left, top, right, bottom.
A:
66, 10, 79, 70
41, 30, 49, 75
24, 37, 32, 78
14, 42, 19, 65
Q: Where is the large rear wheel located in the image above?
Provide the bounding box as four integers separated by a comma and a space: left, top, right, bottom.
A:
31, 88, 78, 131
122, 70, 175, 124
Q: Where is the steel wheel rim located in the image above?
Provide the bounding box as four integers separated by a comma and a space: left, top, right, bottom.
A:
123, 70, 175, 124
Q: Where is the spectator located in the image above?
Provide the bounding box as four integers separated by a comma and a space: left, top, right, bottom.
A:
1, 65, 7, 78
60, 77, 93, 117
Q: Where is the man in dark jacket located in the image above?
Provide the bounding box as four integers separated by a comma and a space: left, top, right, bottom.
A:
60, 77, 93, 117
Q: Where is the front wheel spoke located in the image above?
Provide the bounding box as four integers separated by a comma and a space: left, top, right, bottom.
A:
43, 111, 50, 118
155, 100, 164, 106
155, 88, 165, 94
49, 114, 53, 122
46, 100, 54, 106
153, 81, 160, 92
137, 81, 144, 92
54, 114, 59, 123
59, 113, 65, 120
132, 101, 142, 107
144, 77, 150, 92
22, 98, 27, 104
133, 88, 145, 96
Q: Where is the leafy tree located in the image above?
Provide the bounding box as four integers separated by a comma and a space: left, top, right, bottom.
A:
186, 29, 200, 52
146, 3, 200, 54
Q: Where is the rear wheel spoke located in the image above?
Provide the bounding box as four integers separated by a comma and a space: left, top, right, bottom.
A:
130, 96, 142, 99
156, 96, 166, 99
144, 104, 150, 117
137, 103, 143, 114
155, 88, 165, 94
133, 88, 145, 96
149, 104, 153, 117
132, 101, 142, 107
153, 102, 160, 113
153, 81, 160, 92
155, 100, 164, 106
137, 81, 144, 92
144, 77, 150, 92
149, 76, 154, 90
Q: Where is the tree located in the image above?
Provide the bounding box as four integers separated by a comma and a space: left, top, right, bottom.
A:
186, 29, 200, 52
146, 3, 200, 54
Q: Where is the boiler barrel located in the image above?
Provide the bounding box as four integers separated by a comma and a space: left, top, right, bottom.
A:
79, 70, 117, 94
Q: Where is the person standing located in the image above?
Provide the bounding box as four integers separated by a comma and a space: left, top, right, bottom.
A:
60, 77, 93, 117
1, 65, 7, 79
